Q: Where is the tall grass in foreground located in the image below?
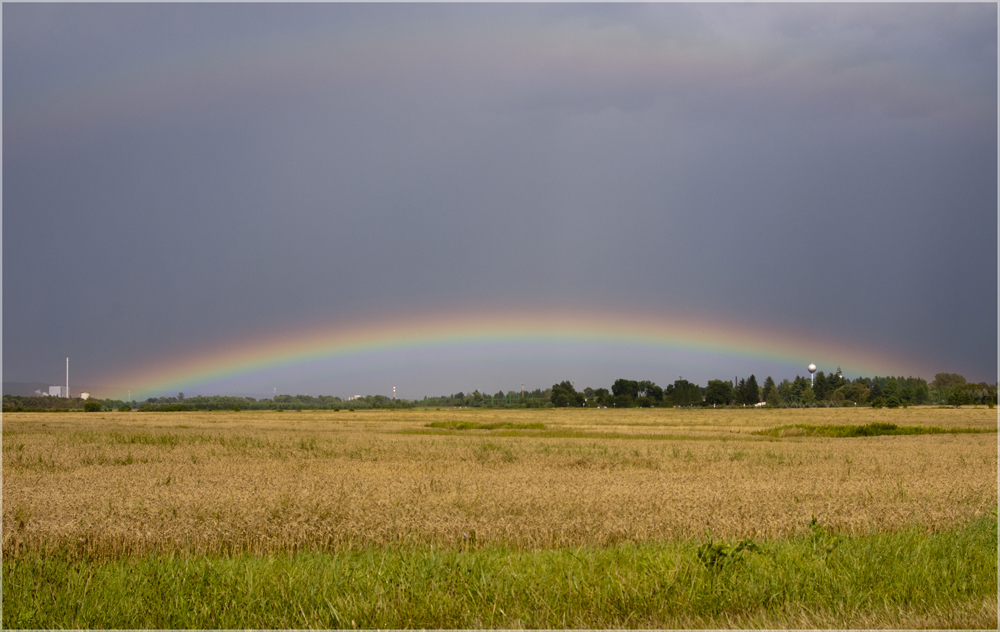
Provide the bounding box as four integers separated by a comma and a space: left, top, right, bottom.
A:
4, 514, 995, 629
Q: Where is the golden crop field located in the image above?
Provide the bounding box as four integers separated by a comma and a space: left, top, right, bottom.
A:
3, 407, 996, 558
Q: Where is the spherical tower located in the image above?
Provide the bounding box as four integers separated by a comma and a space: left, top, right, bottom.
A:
808, 363, 817, 387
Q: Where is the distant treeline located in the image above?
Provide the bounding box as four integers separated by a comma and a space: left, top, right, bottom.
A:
545, 371, 996, 409
3, 371, 994, 413
1, 395, 94, 412
419, 388, 551, 408
1, 393, 415, 412
418, 371, 996, 409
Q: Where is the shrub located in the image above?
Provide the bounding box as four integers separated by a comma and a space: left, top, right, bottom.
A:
83, 401, 101, 412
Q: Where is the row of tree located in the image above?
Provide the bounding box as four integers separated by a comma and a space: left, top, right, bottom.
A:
549, 378, 707, 408
1, 392, 416, 412
419, 388, 550, 408
295, 371, 994, 410
3, 371, 994, 412
547, 371, 996, 409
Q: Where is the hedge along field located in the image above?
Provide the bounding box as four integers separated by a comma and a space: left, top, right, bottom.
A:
3, 407, 997, 628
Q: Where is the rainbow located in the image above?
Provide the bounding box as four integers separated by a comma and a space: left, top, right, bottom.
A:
99, 306, 926, 398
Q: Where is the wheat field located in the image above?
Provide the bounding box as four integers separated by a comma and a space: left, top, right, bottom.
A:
3, 407, 996, 558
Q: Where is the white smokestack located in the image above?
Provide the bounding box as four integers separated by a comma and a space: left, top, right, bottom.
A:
66, 357, 69, 399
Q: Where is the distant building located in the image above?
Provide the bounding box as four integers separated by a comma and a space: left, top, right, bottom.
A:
48, 386, 63, 397
80, 392, 91, 400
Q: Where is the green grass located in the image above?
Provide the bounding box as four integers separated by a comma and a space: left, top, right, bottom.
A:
756, 422, 995, 438
424, 421, 546, 430
4, 514, 995, 629
106, 431, 183, 446
404, 428, 742, 441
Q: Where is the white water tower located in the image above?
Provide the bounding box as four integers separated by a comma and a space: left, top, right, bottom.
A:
808, 363, 817, 387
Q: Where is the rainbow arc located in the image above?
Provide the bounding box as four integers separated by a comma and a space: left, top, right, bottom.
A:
101, 306, 923, 398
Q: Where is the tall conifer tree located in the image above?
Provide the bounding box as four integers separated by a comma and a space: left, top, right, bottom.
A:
746, 374, 760, 404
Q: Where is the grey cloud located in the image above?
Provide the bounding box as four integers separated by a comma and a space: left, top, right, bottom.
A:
3, 4, 995, 393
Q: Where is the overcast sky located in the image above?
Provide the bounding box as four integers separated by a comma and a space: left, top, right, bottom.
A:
3, 3, 996, 399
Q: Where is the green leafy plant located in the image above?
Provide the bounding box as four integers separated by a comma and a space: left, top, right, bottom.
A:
697, 536, 761, 569
808, 516, 839, 557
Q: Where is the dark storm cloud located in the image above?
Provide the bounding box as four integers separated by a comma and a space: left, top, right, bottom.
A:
3, 3, 995, 395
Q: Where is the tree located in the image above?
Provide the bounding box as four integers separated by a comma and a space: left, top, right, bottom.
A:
869, 379, 884, 400
470, 390, 485, 406
827, 368, 847, 392
745, 374, 760, 405
550, 381, 583, 407
638, 380, 664, 402
762, 376, 780, 406
612, 379, 640, 401
813, 371, 830, 401
667, 379, 702, 406
931, 373, 966, 403
947, 387, 973, 406
732, 375, 760, 406
931, 373, 966, 391
883, 379, 901, 408
735, 378, 746, 404
705, 380, 735, 406
780, 376, 814, 405
777, 379, 794, 402
837, 382, 869, 405
83, 400, 101, 412
611, 378, 665, 407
